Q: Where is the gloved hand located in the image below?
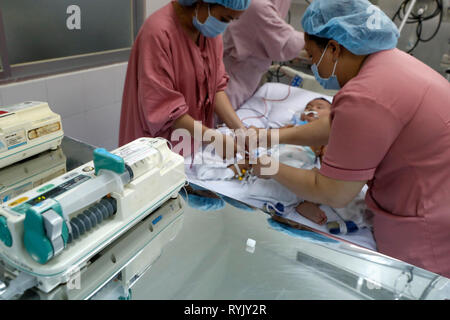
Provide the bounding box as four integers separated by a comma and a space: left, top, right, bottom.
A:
267, 218, 338, 244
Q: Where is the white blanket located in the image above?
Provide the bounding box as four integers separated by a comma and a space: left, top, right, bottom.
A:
236, 82, 333, 128
187, 173, 376, 251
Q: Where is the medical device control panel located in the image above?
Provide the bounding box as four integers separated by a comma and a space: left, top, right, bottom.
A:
0, 102, 63, 169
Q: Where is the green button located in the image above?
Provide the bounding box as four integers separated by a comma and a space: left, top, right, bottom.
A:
0, 216, 12, 247
37, 184, 55, 193
12, 203, 31, 215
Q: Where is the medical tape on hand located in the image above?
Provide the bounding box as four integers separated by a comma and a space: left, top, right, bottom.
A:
265, 202, 284, 216
337, 220, 348, 235
234, 163, 243, 177
303, 111, 319, 118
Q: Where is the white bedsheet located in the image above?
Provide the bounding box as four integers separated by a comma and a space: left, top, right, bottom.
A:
236, 82, 334, 128
186, 83, 377, 251
187, 174, 376, 251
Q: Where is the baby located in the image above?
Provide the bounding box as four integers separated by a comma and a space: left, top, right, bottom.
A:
294, 98, 332, 225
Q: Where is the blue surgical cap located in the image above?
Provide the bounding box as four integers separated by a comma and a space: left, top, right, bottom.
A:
179, 0, 197, 5
301, 0, 399, 55
178, 0, 250, 10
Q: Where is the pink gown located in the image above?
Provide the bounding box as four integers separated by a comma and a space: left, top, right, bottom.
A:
119, 1, 228, 155
223, 0, 305, 109
320, 49, 450, 277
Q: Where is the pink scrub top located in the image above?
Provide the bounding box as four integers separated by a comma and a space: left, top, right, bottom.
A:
119, 2, 229, 154
222, 0, 305, 109
320, 49, 450, 277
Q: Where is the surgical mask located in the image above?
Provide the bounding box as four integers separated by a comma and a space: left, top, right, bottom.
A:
311, 44, 341, 90
193, 5, 229, 38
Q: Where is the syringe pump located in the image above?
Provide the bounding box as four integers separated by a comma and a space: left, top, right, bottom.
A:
0, 148, 67, 204
0, 101, 63, 169
0, 137, 186, 299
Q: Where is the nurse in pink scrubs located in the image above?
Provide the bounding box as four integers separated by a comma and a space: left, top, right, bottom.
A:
119, 0, 250, 156
253, 0, 450, 277
223, 0, 305, 109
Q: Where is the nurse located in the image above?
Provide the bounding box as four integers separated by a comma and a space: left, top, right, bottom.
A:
253, 0, 450, 277
119, 0, 250, 157
223, 0, 305, 109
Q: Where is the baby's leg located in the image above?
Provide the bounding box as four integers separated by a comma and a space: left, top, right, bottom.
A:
295, 201, 328, 225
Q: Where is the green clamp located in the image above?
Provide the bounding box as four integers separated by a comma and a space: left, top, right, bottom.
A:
23, 200, 69, 264
0, 216, 12, 247
93, 148, 125, 176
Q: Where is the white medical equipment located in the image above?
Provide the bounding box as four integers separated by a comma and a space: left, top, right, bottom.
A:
0, 148, 67, 205
0, 102, 64, 169
0, 137, 186, 299
444, 0, 450, 22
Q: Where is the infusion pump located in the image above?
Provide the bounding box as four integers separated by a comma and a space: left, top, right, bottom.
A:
0, 102, 63, 169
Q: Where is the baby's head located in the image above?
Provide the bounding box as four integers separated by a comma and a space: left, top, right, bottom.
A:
301, 98, 332, 122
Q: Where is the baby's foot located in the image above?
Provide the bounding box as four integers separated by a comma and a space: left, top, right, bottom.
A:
295, 201, 328, 225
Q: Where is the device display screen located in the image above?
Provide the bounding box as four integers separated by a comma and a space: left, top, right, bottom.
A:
26, 174, 90, 206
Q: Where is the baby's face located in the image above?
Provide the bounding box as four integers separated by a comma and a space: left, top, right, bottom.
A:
301, 99, 331, 122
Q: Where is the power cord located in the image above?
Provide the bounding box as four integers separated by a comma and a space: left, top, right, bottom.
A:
392, 0, 443, 54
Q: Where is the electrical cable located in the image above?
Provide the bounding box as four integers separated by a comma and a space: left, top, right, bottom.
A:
392, 0, 443, 54
240, 84, 292, 124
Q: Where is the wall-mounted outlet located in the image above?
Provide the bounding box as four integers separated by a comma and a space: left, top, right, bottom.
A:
442, 53, 450, 66
443, 0, 450, 23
